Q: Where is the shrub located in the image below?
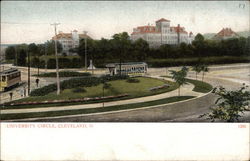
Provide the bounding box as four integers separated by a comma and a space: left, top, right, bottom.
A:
72, 88, 86, 93
59, 58, 71, 68
47, 58, 56, 69
126, 78, 140, 83
71, 58, 82, 68
30, 75, 129, 96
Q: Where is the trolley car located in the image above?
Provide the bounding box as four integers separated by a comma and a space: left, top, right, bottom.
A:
0, 68, 21, 92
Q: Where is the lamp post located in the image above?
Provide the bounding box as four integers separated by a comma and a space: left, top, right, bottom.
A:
83, 31, 88, 72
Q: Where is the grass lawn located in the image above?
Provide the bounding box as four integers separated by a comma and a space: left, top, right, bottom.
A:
186, 78, 213, 93
5, 77, 178, 108
1, 96, 194, 120
162, 76, 213, 93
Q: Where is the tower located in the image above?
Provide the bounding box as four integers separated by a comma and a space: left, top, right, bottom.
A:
72, 30, 79, 48
155, 18, 170, 34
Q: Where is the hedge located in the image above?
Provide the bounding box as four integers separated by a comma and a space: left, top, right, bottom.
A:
34, 71, 91, 77
147, 56, 250, 67
30, 75, 128, 96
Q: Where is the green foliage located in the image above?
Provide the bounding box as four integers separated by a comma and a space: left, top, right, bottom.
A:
200, 64, 209, 82
200, 84, 250, 122
169, 66, 189, 96
126, 78, 140, 83
72, 88, 86, 93
186, 78, 213, 93
30, 75, 128, 96
5, 46, 16, 60
147, 56, 250, 67
17, 49, 27, 66
192, 63, 202, 80
103, 82, 111, 89
35, 71, 91, 77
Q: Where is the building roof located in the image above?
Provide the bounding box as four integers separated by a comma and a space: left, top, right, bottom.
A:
170, 26, 188, 34
156, 18, 170, 23
131, 26, 160, 35
52, 32, 91, 40
0, 68, 19, 75
213, 28, 239, 39
131, 19, 190, 35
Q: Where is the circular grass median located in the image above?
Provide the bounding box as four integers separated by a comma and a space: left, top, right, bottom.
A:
3, 77, 179, 109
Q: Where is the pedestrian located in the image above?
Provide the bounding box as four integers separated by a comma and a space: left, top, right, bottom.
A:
9, 92, 13, 101
36, 78, 40, 88
23, 87, 26, 97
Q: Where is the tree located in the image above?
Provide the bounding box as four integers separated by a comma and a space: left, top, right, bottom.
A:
5, 46, 16, 60
17, 49, 27, 66
192, 64, 202, 80
200, 84, 250, 122
133, 38, 149, 61
110, 32, 132, 75
192, 33, 205, 57
169, 66, 189, 96
200, 64, 209, 82
45, 40, 62, 55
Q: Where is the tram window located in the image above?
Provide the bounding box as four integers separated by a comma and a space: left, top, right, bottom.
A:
2, 76, 6, 82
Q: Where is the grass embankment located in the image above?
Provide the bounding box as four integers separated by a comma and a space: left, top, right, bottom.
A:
1, 96, 194, 120
3, 77, 179, 109
163, 76, 213, 93
186, 78, 213, 93
33, 71, 91, 77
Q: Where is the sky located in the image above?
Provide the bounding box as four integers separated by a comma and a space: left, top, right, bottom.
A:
1, 1, 249, 44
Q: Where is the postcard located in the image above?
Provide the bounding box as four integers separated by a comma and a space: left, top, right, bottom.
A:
1, 1, 249, 160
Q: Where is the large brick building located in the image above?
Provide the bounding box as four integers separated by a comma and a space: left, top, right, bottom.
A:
131, 18, 194, 48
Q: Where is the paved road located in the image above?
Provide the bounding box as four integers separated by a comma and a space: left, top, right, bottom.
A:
1, 63, 250, 122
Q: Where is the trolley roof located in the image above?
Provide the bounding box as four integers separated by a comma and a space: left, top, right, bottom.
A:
106, 62, 147, 68
0, 68, 20, 75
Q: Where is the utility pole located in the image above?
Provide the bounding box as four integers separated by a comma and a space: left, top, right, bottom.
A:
83, 31, 87, 72
51, 23, 61, 95
27, 51, 30, 95
45, 42, 47, 72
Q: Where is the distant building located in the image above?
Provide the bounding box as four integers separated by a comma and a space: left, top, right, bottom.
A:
106, 62, 148, 76
52, 30, 91, 55
131, 18, 194, 48
213, 28, 240, 40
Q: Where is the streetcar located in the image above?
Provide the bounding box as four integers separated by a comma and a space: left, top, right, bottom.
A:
0, 68, 21, 92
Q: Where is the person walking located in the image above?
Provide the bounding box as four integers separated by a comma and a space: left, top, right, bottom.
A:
9, 92, 13, 101
23, 87, 26, 97
36, 78, 40, 88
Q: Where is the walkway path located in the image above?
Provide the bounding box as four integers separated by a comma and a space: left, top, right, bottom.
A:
1, 77, 203, 114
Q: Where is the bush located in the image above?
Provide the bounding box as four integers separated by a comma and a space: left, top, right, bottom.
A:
126, 78, 140, 83
35, 71, 91, 77
59, 58, 71, 68
30, 75, 129, 96
47, 58, 56, 69
147, 56, 250, 67
71, 58, 82, 68
72, 88, 86, 93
